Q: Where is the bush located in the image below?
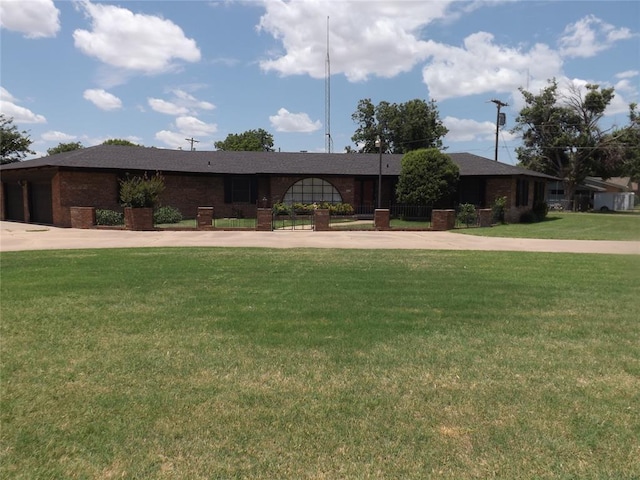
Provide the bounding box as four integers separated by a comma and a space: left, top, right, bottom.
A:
532, 201, 549, 221
491, 196, 507, 224
456, 203, 477, 227
520, 202, 549, 224
272, 203, 292, 216
119, 172, 164, 208
95, 209, 124, 226
272, 202, 354, 216
520, 210, 536, 223
154, 206, 182, 225
330, 203, 354, 216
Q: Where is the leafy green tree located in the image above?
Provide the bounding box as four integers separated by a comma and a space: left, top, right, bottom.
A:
214, 129, 274, 151
395, 148, 459, 206
351, 98, 448, 154
0, 114, 35, 164
103, 139, 141, 146
47, 142, 83, 156
513, 79, 617, 201
605, 103, 640, 182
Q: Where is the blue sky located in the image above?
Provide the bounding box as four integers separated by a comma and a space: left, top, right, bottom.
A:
1, 0, 638, 164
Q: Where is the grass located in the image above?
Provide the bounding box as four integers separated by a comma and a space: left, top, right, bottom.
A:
1, 248, 639, 479
457, 211, 640, 241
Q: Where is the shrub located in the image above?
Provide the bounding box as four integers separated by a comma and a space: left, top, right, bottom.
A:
532, 201, 549, 221
520, 210, 536, 223
331, 203, 354, 216
119, 172, 164, 208
491, 196, 507, 224
456, 203, 477, 227
153, 206, 183, 225
95, 209, 124, 226
272, 203, 291, 216
293, 203, 313, 215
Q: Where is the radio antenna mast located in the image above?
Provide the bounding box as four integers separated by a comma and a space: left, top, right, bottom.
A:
325, 16, 332, 153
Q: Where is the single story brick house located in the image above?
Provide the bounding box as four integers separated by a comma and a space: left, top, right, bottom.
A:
0, 145, 554, 227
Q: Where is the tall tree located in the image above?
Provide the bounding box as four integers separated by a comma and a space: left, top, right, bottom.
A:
0, 115, 35, 164
351, 98, 448, 154
395, 148, 459, 206
214, 129, 274, 152
513, 79, 616, 201
47, 142, 83, 156
103, 139, 141, 146
605, 103, 640, 182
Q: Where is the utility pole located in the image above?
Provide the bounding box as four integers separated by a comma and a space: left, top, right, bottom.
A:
490, 99, 508, 162
185, 137, 199, 152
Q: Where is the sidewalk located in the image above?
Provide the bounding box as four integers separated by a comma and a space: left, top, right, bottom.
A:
1, 221, 638, 254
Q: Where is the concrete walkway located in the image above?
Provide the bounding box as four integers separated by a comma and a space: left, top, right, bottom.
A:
1, 221, 638, 254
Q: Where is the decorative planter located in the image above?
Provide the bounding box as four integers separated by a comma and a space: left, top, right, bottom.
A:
124, 207, 154, 231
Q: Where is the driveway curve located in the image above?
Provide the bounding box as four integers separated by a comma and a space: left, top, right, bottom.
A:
1, 221, 638, 254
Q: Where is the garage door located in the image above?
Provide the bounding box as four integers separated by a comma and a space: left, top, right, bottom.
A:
3, 182, 24, 221
30, 182, 53, 224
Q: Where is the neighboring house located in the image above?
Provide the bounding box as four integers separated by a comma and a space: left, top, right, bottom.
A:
0, 145, 555, 227
547, 176, 638, 211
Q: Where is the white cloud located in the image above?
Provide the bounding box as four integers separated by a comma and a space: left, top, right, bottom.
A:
257, 0, 454, 81
269, 108, 322, 133
41, 131, 77, 142
73, 1, 201, 74
615, 70, 639, 80
0, 87, 47, 124
148, 90, 215, 116
558, 15, 635, 58
175, 116, 217, 136
421, 32, 563, 100
172, 90, 215, 111
155, 115, 218, 148
155, 130, 187, 149
443, 117, 495, 142
83, 89, 123, 111
0, 0, 60, 38
148, 98, 189, 116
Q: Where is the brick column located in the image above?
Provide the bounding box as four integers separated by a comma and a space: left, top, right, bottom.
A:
22, 181, 30, 223
431, 209, 456, 231
314, 209, 330, 231
124, 207, 154, 231
256, 208, 272, 231
374, 209, 390, 230
478, 208, 492, 228
197, 207, 214, 230
70, 207, 96, 229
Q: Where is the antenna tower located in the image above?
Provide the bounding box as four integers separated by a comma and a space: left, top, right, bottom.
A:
325, 16, 332, 153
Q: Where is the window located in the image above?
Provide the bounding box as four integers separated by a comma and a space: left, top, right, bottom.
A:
516, 178, 529, 207
224, 177, 256, 204
533, 181, 546, 205
283, 178, 342, 204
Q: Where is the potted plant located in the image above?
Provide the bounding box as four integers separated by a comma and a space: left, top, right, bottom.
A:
119, 172, 165, 230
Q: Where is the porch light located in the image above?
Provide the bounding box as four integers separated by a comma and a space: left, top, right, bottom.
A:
375, 136, 382, 209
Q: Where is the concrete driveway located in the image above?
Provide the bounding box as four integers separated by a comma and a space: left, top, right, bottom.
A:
1, 221, 638, 254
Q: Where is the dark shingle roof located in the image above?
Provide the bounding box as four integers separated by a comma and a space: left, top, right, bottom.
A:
0, 145, 556, 179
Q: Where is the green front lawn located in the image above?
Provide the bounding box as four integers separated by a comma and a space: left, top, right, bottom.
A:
457, 211, 640, 241
1, 248, 638, 478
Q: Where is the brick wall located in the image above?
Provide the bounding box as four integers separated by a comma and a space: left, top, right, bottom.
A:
54, 171, 120, 227
485, 176, 535, 223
